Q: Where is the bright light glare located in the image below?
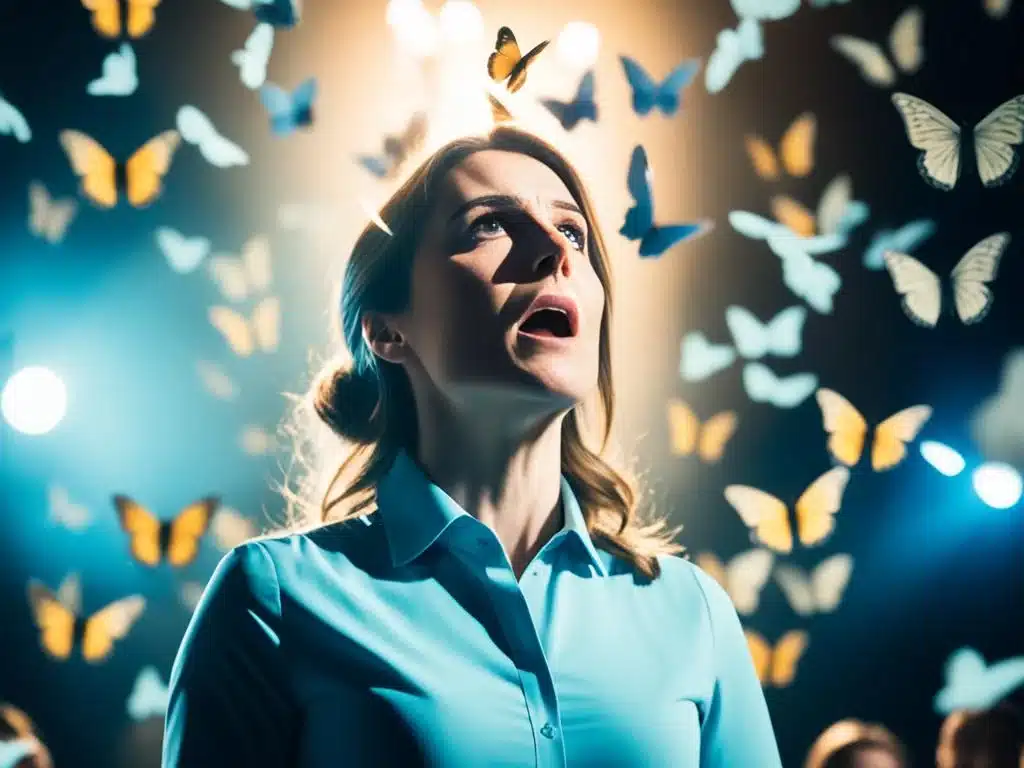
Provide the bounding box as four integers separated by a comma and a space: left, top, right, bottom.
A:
972, 462, 1023, 509
438, 1, 483, 43
1, 366, 67, 435
555, 21, 601, 70
920, 440, 967, 477
385, 0, 439, 58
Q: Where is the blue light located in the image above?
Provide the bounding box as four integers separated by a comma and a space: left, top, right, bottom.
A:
920, 440, 967, 477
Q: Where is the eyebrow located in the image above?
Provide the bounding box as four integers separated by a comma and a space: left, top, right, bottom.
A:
446, 194, 583, 223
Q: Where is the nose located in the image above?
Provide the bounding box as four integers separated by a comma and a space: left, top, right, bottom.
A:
530, 223, 573, 280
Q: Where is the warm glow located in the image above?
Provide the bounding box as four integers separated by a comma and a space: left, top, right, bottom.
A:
555, 21, 601, 70
438, 1, 484, 43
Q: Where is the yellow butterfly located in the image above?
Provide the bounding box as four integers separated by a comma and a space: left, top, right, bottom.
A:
209, 296, 281, 357
59, 130, 180, 209
724, 467, 851, 554
208, 236, 273, 302
27, 574, 145, 663
487, 26, 550, 94
696, 549, 774, 616
667, 398, 738, 463
815, 388, 932, 471
81, 0, 161, 39
113, 495, 218, 567
745, 629, 809, 688
768, 174, 866, 239
745, 113, 816, 182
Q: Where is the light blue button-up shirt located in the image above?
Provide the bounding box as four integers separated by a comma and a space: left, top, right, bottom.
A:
163, 450, 782, 767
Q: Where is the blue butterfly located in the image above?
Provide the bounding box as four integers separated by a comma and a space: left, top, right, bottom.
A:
621, 145, 711, 258
0, 739, 38, 768
862, 219, 936, 270
620, 56, 701, 117
541, 70, 597, 131
934, 647, 1024, 714
260, 77, 317, 136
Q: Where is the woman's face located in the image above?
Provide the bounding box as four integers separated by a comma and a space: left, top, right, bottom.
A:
386, 149, 606, 415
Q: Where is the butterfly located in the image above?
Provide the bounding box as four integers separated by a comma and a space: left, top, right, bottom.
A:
27, 574, 145, 663
773, 554, 853, 616
745, 113, 816, 181
232, 23, 274, 90
705, 18, 763, 94
220, 0, 300, 27
176, 106, 250, 168
28, 182, 77, 244
541, 70, 597, 131
156, 227, 211, 274
240, 425, 275, 455
127, 666, 170, 721
731, 0, 800, 21
87, 43, 138, 96
261, 78, 317, 136
679, 332, 737, 382
891, 93, 1024, 189
210, 506, 257, 551
742, 363, 818, 409
883, 232, 1011, 327
745, 630, 808, 688
208, 236, 273, 302
620, 145, 711, 258
47, 485, 91, 532
195, 360, 238, 400
831, 6, 924, 88
619, 56, 701, 117
934, 647, 1024, 715
726, 305, 807, 360
728, 210, 848, 257
863, 219, 936, 270
357, 112, 428, 179
770, 173, 870, 239
487, 27, 549, 94
81, 0, 160, 39
209, 298, 281, 357
59, 130, 179, 209
667, 399, 738, 463
0, 93, 31, 143
969, 348, 1024, 468
815, 389, 933, 471
696, 549, 774, 615
114, 495, 218, 567
725, 466, 851, 553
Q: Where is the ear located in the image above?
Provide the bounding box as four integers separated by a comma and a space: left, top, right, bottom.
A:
362, 312, 409, 365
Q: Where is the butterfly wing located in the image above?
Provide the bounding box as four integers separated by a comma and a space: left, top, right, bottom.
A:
815, 388, 869, 467
59, 130, 118, 208
208, 256, 250, 301
771, 195, 816, 237
653, 58, 701, 116
27, 581, 76, 660
209, 307, 256, 357
794, 466, 850, 548
891, 93, 962, 190
830, 37, 896, 87
698, 411, 738, 463
113, 495, 164, 566
883, 251, 942, 327
667, 399, 699, 456
506, 40, 549, 92
723, 548, 773, 615
242, 235, 273, 293
774, 566, 817, 616
770, 630, 809, 687
872, 405, 933, 470
889, 6, 924, 75
780, 113, 816, 177
620, 56, 658, 116
487, 27, 522, 82
745, 631, 772, 685
863, 219, 936, 270
125, 130, 180, 207
742, 362, 818, 409
81, 595, 146, 662
81, 0, 121, 37
639, 223, 710, 258
166, 497, 217, 566
951, 232, 1010, 324
973, 95, 1024, 188
810, 553, 853, 612
252, 296, 281, 352
620, 145, 654, 241
723, 486, 793, 554
126, 0, 161, 38
744, 136, 780, 181
679, 332, 737, 382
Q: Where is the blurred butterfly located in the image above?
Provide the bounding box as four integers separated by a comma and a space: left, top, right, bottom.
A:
210, 506, 257, 551
232, 23, 274, 90
541, 70, 597, 131
742, 362, 818, 408
984, 0, 1013, 18
261, 77, 317, 136
705, 18, 763, 94
113, 495, 218, 567
357, 112, 428, 179
81, 0, 160, 39
208, 236, 273, 302
127, 666, 170, 721
919, 440, 966, 477
745, 630, 808, 688
728, 210, 848, 257
772, 239, 843, 314
621, 145, 711, 258
934, 647, 1024, 715
726, 305, 806, 360
59, 130, 180, 208
620, 56, 701, 117
176, 106, 250, 168
209, 297, 281, 357
27, 573, 145, 663
862, 219, 936, 271
891, 92, 1024, 189
48, 485, 91, 532
883, 232, 1010, 327
28, 182, 77, 244
220, 0, 300, 27
240, 425, 275, 455
679, 332, 737, 382
156, 227, 211, 274
696, 549, 774, 615
831, 6, 924, 88
667, 399, 738, 463
731, 0, 800, 21
0, 93, 31, 143
487, 26, 549, 93
774, 554, 853, 616
195, 360, 238, 400
87, 43, 138, 96
745, 113, 816, 181
0, 738, 38, 768
770, 173, 870, 239
816, 388, 933, 471
179, 581, 206, 612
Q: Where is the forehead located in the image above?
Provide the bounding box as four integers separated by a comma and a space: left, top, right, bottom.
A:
436, 150, 577, 213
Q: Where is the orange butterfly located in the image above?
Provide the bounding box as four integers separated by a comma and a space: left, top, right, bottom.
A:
744, 113, 816, 182
81, 0, 161, 39
745, 629, 809, 688
59, 130, 180, 208
667, 399, 738, 463
114, 495, 218, 567
816, 388, 932, 471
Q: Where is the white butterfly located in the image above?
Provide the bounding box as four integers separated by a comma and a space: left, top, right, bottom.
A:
730, 0, 800, 21
0, 93, 31, 143
863, 219, 936, 270
48, 485, 91, 532
772, 238, 843, 315
87, 43, 138, 97
892, 92, 1024, 190
28, 182, 77, 244
209, 297, 281, 357
725, 305, 807, 360
232, 23, 275, 90
774, 553, 853, 616
743, 362, 818, 408
831, 6, 923, 88
705, 18, 763, 94
679, 332, 737, 382
211, 507, 257, 551
207, 236, 273, 302
195, 360, 238, 400
179, 581, 206, 612
934, 647, 1024, 715
728, 210, 848, 256
156, 227, 211, 273
176, 106, 250, 168
696, 549, 774, 615
883, 233, 1010, 327
126, 666, 170, 721
240, 425, 275, 455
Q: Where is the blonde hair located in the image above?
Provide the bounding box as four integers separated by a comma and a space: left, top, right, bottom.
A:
805, 719, 907, 768
281, 126, 683, 579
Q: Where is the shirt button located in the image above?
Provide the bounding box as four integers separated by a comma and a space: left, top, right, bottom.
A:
539, 723, 555, 739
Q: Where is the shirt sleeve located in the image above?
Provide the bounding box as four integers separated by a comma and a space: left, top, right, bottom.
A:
162, 542, 298, 766
693, 568, 783, 768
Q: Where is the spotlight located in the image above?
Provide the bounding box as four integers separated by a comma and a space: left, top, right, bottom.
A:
1, 366, 67, 436
972, 462, 1023, 510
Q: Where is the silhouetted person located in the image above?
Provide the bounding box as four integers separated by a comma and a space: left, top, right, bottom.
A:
806, 718, 909, 768
937, 704, 1024, 768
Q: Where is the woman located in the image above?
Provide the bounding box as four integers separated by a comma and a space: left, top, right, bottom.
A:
162, 126, 781, 766
805, 719, 908, 768
937, 704, 1024, 768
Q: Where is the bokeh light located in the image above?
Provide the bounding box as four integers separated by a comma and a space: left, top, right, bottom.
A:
972, 462, 1023, 509
555, 21, 601, 70
920, 440, 967, 477
1, 366, 67, 436
385, 0, 440, 58
438, 1, 485, 43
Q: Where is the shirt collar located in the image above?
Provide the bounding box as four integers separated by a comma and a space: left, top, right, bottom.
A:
375, 450, 608, 577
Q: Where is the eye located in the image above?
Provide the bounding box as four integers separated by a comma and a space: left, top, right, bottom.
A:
469, 213, 505, 238
558, 223, 586, 251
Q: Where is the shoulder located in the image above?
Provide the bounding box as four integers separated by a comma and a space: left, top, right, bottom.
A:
650, 553, 737, 625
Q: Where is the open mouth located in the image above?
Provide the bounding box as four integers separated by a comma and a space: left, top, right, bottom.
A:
518, 307, 574, 339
